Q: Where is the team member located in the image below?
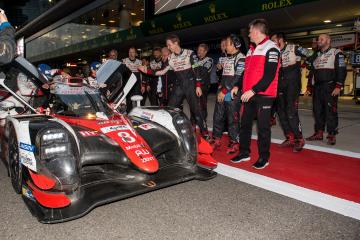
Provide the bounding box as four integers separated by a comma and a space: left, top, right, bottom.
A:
190, 43, 213, 125
122, 47, 143, 112
108, 49, 118, 60
86, 61, 101, 87
140, 56, 158, 106
231, 19, 280, 169
271, 32, 313, 152
140, 35, 210, 139
147, 47, 163, 105
211, 35, 245, 154
306, 34, 347, 145
157, 47, 176, 106
0, 9, 15, 66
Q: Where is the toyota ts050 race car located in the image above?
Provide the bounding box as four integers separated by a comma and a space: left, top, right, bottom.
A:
0, 57, 217, 223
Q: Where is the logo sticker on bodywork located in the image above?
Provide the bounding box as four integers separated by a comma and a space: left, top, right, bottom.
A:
100, 125, 130, 134
19, 142, 35, 152
138, 123, 156, 131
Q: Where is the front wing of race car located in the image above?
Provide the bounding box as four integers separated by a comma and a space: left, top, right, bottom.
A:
23, 164, 215, 223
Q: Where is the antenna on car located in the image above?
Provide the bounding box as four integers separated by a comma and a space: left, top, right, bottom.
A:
0, 72, 39, 113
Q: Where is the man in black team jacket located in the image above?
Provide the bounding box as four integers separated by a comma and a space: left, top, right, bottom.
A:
210, 35, 245, 154
140, 34, 210, 140
0, 9, 15, 66
271, 32, 313, 152
306, 34, 347, 145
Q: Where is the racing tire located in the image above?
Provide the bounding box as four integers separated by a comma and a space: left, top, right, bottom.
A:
6, 124, 22, 194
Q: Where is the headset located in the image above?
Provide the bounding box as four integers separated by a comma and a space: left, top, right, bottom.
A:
229, 34, 242, 49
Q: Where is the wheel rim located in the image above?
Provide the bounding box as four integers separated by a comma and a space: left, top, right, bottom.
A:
9, 133, 21, 191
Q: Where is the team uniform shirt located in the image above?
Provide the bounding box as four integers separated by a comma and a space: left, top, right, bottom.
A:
0, 22, 15, 66
220, 52, 245, 101
157, 49, 203, 87
312, 47, 347, 87
242, 38, 281, 97
122, 57, 144, 85
194, 56, 214, 88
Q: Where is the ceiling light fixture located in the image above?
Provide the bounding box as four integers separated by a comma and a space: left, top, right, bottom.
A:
323, 20, 331, 23
131, 12, 136, 16
336, 24, 342, 27
100, 23, 106, 26
109, 20, 116, 23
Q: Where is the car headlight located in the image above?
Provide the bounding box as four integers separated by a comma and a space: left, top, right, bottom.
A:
41, 129, 68, 145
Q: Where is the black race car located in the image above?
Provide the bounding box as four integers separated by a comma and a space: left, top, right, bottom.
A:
0, 57, 217, 223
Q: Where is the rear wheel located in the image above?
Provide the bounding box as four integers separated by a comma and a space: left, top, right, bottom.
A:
7, 125, 22, 194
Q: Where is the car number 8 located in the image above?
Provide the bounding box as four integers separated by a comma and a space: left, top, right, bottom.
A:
118, 131, 135, 143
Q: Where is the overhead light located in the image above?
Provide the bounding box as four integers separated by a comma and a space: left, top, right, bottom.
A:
131, 12, 136, 16
141, 8, 144, 11
323, 20, 331, 23
111, 9, 115, 12
336, 24, 342, 27
81, 32, 85, 34
109, 20, 116, 23
78, 58, 82, 61
86, 28, 91, 32
137, 49, 142, 51
307, 47, 312, 50
49, 0, 52, 2
100, 23, 106, 26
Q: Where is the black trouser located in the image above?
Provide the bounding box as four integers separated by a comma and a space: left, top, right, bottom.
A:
312, 82, 338, 135
277, 77, 302, 138
239, 96, 274, 160
168, 80, 208, 134
190, 86, 208, 125
141, 83, 159, 106
213, 94, 241, 142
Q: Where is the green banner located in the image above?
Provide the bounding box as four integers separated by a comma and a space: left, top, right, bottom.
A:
141, 0, 317, 35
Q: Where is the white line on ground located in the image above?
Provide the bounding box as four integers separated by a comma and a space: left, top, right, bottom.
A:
216, 163, 360, 221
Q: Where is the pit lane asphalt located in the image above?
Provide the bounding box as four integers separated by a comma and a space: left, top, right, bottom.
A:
1, 95, 359, 240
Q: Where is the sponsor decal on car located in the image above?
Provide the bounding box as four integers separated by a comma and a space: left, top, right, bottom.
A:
142, 180, 157, 188
125, 144, 143, 150
22, 186, 35, 201
140, 111, 154, 120
79, 130, 99, 137
19, 151, 36, 170
138, 123, 156, 131
97, 120, 124, 125
19, 142, 35, 152
100, 125, 130, 133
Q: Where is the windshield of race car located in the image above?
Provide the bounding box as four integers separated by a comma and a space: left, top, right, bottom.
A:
49, 83, 113, 118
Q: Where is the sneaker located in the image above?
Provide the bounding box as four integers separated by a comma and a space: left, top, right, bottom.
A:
226, 141, 239, 154
279, 133, 295, 148
293, 138, 305, 152
326, 134, 336, 145
306, 131, 324, 141
209, 137, 221, 149
231, 153, 250, 163
252, 158, 269, 169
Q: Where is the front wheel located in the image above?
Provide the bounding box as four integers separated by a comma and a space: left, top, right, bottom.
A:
7, 124, 22, 194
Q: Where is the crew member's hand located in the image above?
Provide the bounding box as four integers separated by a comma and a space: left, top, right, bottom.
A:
216, 63, 223, 70
217, 91, 225, 103
231, 87, 239, 99
146, 85, 151, 92
158, 92, 163, 98
138, 66, 146, 73
241, 90, 255, 102
141, 86, 146, 94
332, 87, 341, 96
196, 87, 202, 97
99, 83, 107, 88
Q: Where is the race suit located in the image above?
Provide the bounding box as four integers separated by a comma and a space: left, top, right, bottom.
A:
156, 49, 208, 134
277, 44, 313, 139
190, 56, 213, 124
122, 58, 143, 112
239, 38, 280, 161
141, 58, 162, 106
311, 47, 347, 135
213, 51, 244, 142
